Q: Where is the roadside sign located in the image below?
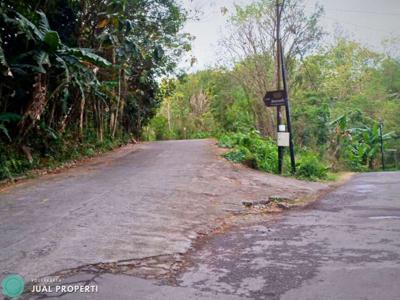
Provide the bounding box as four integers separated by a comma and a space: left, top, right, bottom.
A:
263, 90, 287, 107
277, 132, 290, 147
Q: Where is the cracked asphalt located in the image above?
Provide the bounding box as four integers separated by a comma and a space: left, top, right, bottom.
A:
179, 172, 400, 300
25, 172, 400, 299
0, 139, 326, 297
3, 140, 399, 299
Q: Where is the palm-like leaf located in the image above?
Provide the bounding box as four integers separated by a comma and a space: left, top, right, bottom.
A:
33, 51, 51, 73
0, 124, 11, 141
0, 113, 21, 123
37, 11, 51, 34
0, 36, 8, 68
62, 48, 112, 67
44, 31, 62, 52
8, 12, 43, 41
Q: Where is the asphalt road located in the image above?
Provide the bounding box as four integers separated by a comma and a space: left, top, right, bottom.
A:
2, 140, 398, 299
0, 140, 228, 280
0, 140, 323, 283
23, 171, 400, 300
179, 171, 400, 300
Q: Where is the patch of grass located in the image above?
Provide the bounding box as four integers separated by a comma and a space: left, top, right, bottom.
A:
220, 131, 278, 173
0, 131, 130, 181
218, 131, 329, 181
295, 151, 328, 181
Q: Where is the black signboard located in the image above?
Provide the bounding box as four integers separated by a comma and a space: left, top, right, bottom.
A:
263, 90, 288, 107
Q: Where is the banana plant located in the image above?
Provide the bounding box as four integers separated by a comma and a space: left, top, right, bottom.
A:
330, 111, 394, 170
1, 7, 111, 140
2, 10, 111, 75
348, 123, 393, 169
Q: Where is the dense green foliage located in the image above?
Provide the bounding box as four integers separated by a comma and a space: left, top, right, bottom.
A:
330, 111, 395, 171
144, 0, 400, 177
219, 131, 278, 173
144, 39, 400, 175
1, 0, 398, 181
0, 0, 190, 179
218, 131, 328, 180
295, 152, 328, 181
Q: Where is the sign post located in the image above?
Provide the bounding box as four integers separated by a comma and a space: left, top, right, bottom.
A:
277, 125, 290, 147
263, 0, 296, 174
379, 119, 385, 171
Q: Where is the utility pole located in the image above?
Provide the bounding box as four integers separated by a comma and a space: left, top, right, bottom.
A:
379, 119, 385, 171
276, 0, 283, 174
280, 24, 296, 174
264, 0, 296, 174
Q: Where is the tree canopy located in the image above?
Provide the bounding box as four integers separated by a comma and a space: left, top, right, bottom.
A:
143, 0, 400, 175
0, 0, 190, 179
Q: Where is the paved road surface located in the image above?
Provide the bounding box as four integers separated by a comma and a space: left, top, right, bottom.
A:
179, 171, 400, 300
2, 140, 398, 299
23, 171, 400, 300
0, 140, 323, 282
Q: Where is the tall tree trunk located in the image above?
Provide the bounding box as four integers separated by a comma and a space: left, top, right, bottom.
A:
59, 106, 72, 134
167, 99, 172, 131
118, 70, 127, 130
110, 112, 115, 136
79, 93, 86, 139
93, 99, 104, 142
99, 102, 103, 142
17, 74, 48, 142
48, 100, 56, 129
112, 68, 122, 138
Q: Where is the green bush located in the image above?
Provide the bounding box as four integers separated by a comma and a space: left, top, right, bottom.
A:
218, 134, 236, 148
0, 145, 33, 179
223, 146, 257, 168
296, 152, 328, 181
0, 129, 131, 180
219, 130, 278, 173
149, 115, 170, 140
219, 131, 329, 180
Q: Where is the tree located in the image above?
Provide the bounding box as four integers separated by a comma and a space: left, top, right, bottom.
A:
0, 0, 190, 179
218, 0, 324, 135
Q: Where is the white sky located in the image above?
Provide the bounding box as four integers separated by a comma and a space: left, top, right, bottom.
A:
180, 0, 400, 71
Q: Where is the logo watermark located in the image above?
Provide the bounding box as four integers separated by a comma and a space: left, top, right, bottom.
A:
30, 276, 98, 295
31, 276, 98, 294
1, 274, 98, 298
1, 274, 25, 299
